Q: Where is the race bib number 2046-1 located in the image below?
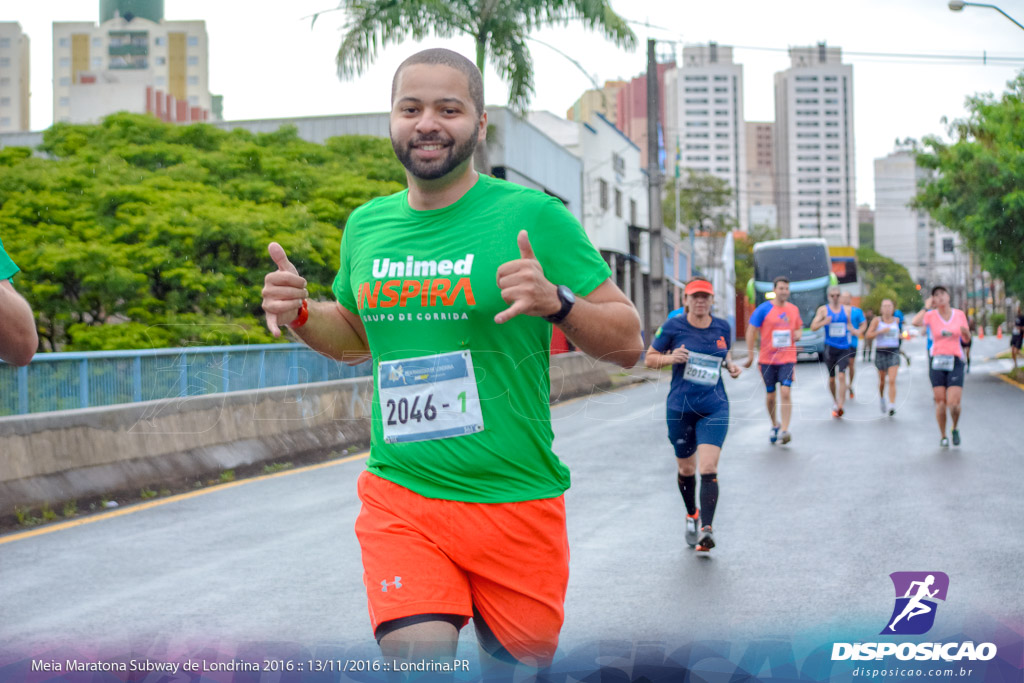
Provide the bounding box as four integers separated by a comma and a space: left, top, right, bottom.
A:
378, 351, 484, 444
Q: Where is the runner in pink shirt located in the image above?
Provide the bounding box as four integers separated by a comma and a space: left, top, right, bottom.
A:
911, 286, 971, 447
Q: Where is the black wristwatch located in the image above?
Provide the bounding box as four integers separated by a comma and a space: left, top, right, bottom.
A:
544, 285, 576, 324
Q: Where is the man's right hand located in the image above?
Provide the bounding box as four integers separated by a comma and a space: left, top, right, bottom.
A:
743, 355, 754, 369
262, 242, 309, 337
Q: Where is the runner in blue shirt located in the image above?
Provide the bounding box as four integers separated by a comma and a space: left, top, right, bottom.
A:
810, 285, 855, 418
841, 291, 867, 400
645, 278, 741, 554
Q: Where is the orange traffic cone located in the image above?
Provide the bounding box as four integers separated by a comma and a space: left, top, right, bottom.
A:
978, 326, 984, 340
997, 326, 1003, 339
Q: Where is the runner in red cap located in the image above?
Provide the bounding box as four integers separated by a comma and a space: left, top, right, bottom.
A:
646, 277, 741, 554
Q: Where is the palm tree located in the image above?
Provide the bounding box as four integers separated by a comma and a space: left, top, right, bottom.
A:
323, 0, 636, 115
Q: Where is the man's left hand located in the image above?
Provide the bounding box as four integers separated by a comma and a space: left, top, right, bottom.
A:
494, 230, 559, 324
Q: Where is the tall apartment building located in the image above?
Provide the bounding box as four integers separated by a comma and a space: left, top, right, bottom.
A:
566, 80, 626, 127
664, 43, 746, 232
53, 1, 212, 125
0, 23, 30, 133
874, 149, 963, 292
615, 62, 674, 169
745, 121, 775, 229
773, 43, 856, 246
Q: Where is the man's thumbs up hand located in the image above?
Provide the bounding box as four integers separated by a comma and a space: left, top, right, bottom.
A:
494, 230, 560, 325
262, 242, 309, 337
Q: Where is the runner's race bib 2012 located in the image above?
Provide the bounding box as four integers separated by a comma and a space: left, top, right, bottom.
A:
378, 350, 484, 444
683, 351, 723, 387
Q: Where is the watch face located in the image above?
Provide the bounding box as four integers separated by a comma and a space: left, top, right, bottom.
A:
559, 285, 576, 304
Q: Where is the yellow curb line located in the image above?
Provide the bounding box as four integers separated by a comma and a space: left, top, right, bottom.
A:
0, 450, 370, 547
992, 371, 1024, 392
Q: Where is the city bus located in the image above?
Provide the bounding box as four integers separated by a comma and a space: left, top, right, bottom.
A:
747, 238, 838, 359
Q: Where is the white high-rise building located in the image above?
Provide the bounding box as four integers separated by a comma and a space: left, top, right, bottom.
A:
664, 43, 747, 232
875, 149, 963, 292
774, 43, 856, 246
53, 9, 212, 125
0, 23, 30, 133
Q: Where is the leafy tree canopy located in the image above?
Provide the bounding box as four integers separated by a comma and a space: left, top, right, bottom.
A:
914, 72, 1024, 299
0, 113, 405, 351
857, 246, 922, 314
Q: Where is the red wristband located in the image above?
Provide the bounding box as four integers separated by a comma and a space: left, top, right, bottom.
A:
288, 299, 309, 328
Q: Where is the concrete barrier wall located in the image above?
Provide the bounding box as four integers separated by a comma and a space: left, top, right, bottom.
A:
0, 353, 616, 515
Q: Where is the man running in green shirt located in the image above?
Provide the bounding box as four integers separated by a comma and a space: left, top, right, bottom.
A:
261, 48, 643, 676
0, 234, 37, 366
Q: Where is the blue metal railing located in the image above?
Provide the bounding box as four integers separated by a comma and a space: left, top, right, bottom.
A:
0, 344, 371, 417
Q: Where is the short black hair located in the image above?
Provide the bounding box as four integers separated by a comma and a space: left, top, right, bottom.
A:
773, 276, 790, 287
931, 285, 949, 296
392, 48, 484, 116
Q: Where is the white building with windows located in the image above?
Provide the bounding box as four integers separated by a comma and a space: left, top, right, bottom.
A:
0, 23, 30, 133
774, 43, 856, 246
664, 43, 747, 232
53, 11, 212, 125
528, 110, 649, 303
874, 148, 964, 291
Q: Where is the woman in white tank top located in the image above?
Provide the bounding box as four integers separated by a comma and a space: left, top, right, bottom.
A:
866, 299, 902, 416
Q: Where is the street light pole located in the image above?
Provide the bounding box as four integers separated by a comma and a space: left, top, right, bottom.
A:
948, 0, 1024, 31
646, 38, 667, 342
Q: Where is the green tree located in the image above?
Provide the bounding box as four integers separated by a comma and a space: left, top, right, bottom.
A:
327, 0, 635, 115
856, 247, 922, 313
914, 72, 1024, 299
0, 113, 405, 351
734, 223, 779, 293
663, 170, 738, 273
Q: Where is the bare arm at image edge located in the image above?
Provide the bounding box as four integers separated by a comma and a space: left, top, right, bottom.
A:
0, 279, 38, 366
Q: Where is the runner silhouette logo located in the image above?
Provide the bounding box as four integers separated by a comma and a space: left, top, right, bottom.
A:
882, 572, 949, 635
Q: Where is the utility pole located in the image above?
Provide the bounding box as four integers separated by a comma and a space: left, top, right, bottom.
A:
646, 38, 667, 341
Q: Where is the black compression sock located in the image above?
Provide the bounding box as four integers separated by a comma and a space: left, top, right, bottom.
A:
700, 473, 719, 526
677, 473, 697, 516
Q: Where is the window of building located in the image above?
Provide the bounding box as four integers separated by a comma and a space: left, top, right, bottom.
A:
715, 167, 730, 173
92, 37, 102, 46
630, 199, 637, 226
824, 76, 837, 81
686, 143, 709, 150
188, 75, 199, 85
599, 179, 608, 211
155, 56, 166, 65
0, 38, 10, 48
796, 132, 820, 138
0, 57, 10, 67
58, 57, 70, 67
685, 98, 708, 104
684, 87, 707, 93
615, 188, 622, 217
686, 132, 709, 138
687, 121, 709, 127
796, 75, 818, 81
715, 121, 728, 127
59, 97, 70, 107
188, 95, 199, 104
0, 97, 9, 106
154, 36, 164, 46
824, 87, 837, 93
59, 77, 70, 86
943, 237, 955, 253
187, 56, 199, 65
714, 87, 727, 93
92, 57, 103, 68
714, 109, 728, 116
715, 98, 728, 104
715, 132, 728, 138
58, 37, 70, 47
716, 155, 730, 161
187, 36, 199, 46
825, 121, 839, 127
684, 75, 708, 81
825, 132, 839, 138
155, 76, 166, 85
714, 75, 727, 81
0, 77, 8, 86
686, 109, 708, 116
0, 117, 10, 127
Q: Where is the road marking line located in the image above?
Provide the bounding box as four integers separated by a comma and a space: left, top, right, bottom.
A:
992, 371, 1024, 392
0, 450, 370, 546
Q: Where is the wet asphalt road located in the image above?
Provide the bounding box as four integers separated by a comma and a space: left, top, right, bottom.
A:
1, 335, 1021, 670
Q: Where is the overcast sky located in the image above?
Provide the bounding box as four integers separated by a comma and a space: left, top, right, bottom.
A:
11, 0, 1024, 207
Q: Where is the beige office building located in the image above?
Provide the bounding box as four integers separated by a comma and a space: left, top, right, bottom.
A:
745, 121, 776, 229
0, 23, 30, 133
53, 6, 211, 125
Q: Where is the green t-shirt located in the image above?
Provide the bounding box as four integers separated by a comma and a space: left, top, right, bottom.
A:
0, 236, 19, 281
333, 174, 611, 503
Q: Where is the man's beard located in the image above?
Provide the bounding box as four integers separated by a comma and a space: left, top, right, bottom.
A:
392, 131, 478, 181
